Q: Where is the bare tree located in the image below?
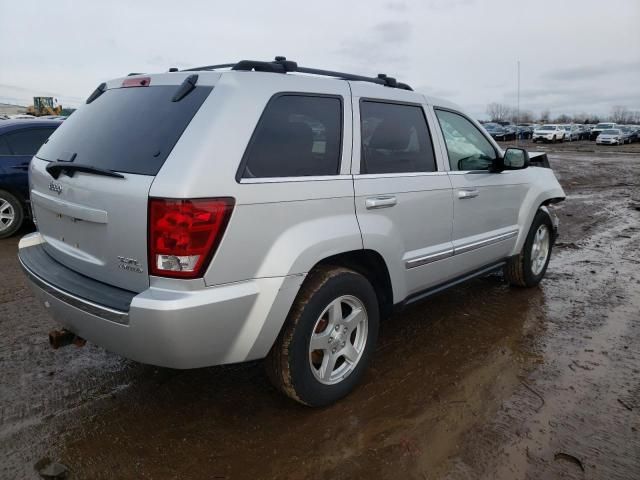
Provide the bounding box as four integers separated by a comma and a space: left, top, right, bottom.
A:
539, 109, 550, 123
610, 105, 630, 124
517, 110, 534, 123
555, 114, 572, 123
486, 103, 512, 122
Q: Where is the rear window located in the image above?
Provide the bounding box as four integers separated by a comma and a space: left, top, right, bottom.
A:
4, 127, 57, 155
36, 85, 212, 175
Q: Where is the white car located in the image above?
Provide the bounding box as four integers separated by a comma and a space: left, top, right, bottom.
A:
596, 129, 624, 145
532, 125, 566, 143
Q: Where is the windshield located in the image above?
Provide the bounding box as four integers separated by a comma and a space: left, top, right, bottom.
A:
37, 85, 212, 175
539, 126, 556, 131
595, 123, 614, 129
602, 129, 621, 134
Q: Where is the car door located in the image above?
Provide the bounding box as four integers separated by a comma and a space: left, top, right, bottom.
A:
0, 126, 57, 199
350, 86, 454, 300
432, 108, 529, 276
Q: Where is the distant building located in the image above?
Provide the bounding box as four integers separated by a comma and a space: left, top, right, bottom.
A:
0, 103, 28, 116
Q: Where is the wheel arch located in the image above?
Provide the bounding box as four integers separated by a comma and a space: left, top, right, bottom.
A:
0, 186, 28, 215
513, 177, 565, 255
246, 248, 394, 362
314, 249, 394, 321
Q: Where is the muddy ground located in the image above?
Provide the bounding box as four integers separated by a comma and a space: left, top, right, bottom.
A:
1, 145, 639, 479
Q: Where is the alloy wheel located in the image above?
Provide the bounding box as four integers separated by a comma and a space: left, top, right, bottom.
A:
531, 224, 550, 276
308, 295, 368, 385
0, 199, 15, 233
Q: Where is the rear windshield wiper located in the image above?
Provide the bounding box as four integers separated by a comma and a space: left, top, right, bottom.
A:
46, 161, 125, 179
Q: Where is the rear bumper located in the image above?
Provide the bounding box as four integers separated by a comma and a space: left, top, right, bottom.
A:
19, 233, 304, 368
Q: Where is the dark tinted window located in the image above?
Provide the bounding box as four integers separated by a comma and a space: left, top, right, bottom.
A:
241, 95, 342, 178
4, 128, 56, 155
0, 136, 11, 155
360, 101, 436, 174
37, 85, 212, 175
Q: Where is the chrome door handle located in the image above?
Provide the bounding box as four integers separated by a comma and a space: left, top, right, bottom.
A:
365, 196, 397, 209
457, 189, 479, 199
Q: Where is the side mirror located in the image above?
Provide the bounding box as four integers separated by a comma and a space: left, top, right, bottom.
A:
502, 147, 529, 170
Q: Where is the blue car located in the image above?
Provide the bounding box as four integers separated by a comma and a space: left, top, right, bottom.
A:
0, 119, 62, 237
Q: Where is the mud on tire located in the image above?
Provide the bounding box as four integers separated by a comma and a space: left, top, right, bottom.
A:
265, 266, 379, 407
504, 210, 554, 287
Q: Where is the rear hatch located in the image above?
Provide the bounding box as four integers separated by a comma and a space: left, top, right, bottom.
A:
30, 76, 213, 293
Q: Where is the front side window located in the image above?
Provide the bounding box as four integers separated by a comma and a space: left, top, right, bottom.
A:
435, 109, 497, 171
360, 101, 436, 174
5, 128, 56, 155
240, 94, 342, 178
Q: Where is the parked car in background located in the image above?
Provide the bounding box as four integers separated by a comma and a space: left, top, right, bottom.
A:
503, 125, 517, 141
533, 124, 566, 143
16, 58, 565, 406
560, 125, 580, 142
629, 126, 640, 143
619, 127, 635, 144
576, 125, 591, 140
596, 129, 624, 145
0, 119, 62, 237
590, 122, 617, 140
516, 125, 532, 140
483, 122, 508, 140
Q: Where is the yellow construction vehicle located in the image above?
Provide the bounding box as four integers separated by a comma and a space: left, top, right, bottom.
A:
26, 97, 63, 117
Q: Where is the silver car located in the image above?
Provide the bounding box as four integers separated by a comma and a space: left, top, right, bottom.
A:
596, 128, 624, 145
18, 57, 565, 406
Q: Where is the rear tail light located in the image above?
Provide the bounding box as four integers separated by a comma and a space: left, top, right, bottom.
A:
148, 198, 234, 279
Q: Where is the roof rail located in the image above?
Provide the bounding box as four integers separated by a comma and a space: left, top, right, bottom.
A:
180, 56, 413, 91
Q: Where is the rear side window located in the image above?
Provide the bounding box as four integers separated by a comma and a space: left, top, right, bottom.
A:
0, 137, 11, 155
240, 94, 342, 179
360, 101, 436, 174
4, 128, 56, 155
37, 85, 212, 175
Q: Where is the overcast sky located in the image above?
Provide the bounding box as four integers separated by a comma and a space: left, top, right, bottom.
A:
1, 0, 639, 118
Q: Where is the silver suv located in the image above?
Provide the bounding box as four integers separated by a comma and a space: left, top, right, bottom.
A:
18, 57, 565, 406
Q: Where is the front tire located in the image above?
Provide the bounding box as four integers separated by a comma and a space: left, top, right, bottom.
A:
266, 266, 379, 407
0, 190, 24, 239
504, 210, 554, 287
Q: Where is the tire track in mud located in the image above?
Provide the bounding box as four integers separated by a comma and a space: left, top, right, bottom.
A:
441, 154, 640, 480
1, 152, 639, 479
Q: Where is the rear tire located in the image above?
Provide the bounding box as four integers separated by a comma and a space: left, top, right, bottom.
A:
504, 210, 554, 287
266, 266, 379, 407
0, 190, 24, 239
